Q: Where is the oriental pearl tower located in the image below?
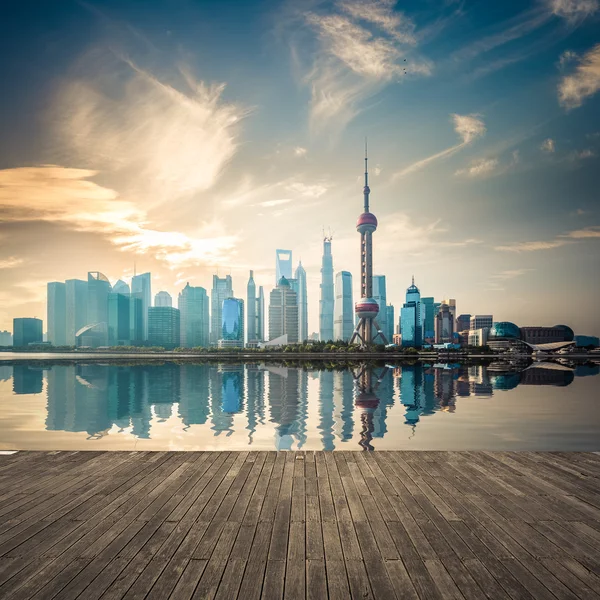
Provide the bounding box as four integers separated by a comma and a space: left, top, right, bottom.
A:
350, 142, 388, 348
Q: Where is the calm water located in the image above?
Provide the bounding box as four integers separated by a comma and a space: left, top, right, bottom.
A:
0, 359, 599, 451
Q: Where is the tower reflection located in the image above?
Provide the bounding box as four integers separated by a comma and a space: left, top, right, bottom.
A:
15, 358, 585, 449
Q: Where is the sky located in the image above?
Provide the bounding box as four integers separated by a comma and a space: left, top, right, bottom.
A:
0, 0, 599, 337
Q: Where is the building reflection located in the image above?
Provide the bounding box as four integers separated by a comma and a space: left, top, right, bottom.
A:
6, 358, 588, 449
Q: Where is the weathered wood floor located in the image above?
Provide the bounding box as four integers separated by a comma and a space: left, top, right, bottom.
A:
0, 452, 599, 599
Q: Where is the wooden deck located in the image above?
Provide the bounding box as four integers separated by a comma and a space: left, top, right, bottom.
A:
0, 452, 599, 599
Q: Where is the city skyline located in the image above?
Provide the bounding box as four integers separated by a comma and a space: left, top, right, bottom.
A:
1, 0, 600, 336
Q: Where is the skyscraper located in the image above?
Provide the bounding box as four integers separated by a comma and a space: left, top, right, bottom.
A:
275, 249, 293, 285
386, 304, 395, 342
319, 236, 334, 341
65, 279, 88, 345
131, 272, 152, 340
257, 286, 265, 342
178, 283, 209, 348
247, 270, 256, 344
456, 314, 472, 333
112, 280, 130, 295
154, 291, 172, 307
421, 297, 435, 340
435, 303, 454, 343
87, 272, 111, 348
269, 277, 299, 343
334, 271, 353, 342
400, 277, 423, 347
350, 144, 387, 347
13, 318, 43, 347
372, 275, 387, 343
47, 282, 67, 346
148, 307, 180, 348
108, 291, 131, 345
219, 298, 245, 348
442, 298, 457, 323
210, 275, 233, 345
294, 262, 308, 342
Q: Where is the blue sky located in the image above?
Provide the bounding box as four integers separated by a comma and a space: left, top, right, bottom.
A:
0, 0, 599, 335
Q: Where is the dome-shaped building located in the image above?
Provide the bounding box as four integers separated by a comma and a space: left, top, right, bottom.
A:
488, 322, 528, 352
554, 325, 575, 342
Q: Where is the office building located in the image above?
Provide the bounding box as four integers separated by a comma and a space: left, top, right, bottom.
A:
87, 272, 111, 326
442, 298, 457, 322
470, 315, 493, 330
469, 328, 490, 347
148, 307, 180, 348
13, 317, 43, 347
435, 303, 454, 343
319, 236, 334, 341
275, 249, 293, 285
178, 283, 209, 348
269, 277, 299, 343
154, 291, 172, 307
210, 275, 233, 345
257, 286, 265, 342
372, 275, 387, 343
112, 279, 130, 295
219, 297, 244, 348
294, 262, 308, 342
247, 270, 256, 344
421, 297, 436, 340
0, 331, 12, 346
131, 272, 152, 340
456, 314, 472, 333
386, 305, 395, 342
65, 279, 88, 345
47, 282, 67, 346
108, 292, 131, 345
520, 325, 574, 345
400, 277, 423, 347
129, 292, 143, 345
334, 271, 354, 341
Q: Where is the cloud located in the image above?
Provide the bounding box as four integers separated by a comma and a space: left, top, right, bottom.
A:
285, 182, 328, 198
540, 138, 556, 153
298, 1, 431, 133
495, 240, 572, 252
0, 257, 24, 269
256, 199, 293, 208
52, 51, 248, 206
548, 0, 599, 22
491, 269, 532, 279
0, 166, 238, 269
558, 43, 600, 109
561, 225, 600, 238
394, 113, 486, 179
570, 208, 589, 216
294, 146, 308, 157
558, 50, 578, 69
455, 157, 499, 177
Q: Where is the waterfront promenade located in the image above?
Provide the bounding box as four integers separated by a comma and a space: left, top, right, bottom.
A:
0, 451, 599, 599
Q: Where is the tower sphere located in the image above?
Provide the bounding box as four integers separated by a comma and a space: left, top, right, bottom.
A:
357, 211, 378, 233
355, 297, 379, 318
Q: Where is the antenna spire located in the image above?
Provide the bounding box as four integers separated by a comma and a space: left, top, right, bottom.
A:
363, 138, 370, 212
412, 274, 415, 286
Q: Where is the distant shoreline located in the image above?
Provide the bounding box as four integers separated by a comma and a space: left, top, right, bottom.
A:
0, 351, 596, 362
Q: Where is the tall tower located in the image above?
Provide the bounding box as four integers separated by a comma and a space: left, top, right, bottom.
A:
319, 236, 334, 341
294, 262, 308, 342
247, 270, 256, 343
350, 143, 388, 348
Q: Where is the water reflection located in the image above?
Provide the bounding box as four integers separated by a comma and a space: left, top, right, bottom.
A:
1, 359, 598, 450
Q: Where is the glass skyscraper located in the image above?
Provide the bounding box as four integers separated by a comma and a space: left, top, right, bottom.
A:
47, 282, 67, 346
219, 298, 244, 348
275, 249, 293, 285
319, 237, 334, 341
131, 272, 152, 341
334, 271, 353, 341
154, 291, 172, 307
294, 262, 308, 343
247, 271, 256, 344
108, 292, 131, 345
66, 279, 88, 345
178, 283, 209, 348
386, 304, 395, 340
148, 306, 180, 348
210, 275, 233, 345
13, 318, 43, 347
400, 278, 423, 347
372, 275, 387, 342
269, 277, 299, 343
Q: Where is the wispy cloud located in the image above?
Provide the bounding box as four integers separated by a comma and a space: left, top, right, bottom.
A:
0, 166, 238, 269
286, 182, 328, 198
455, 157, 498, 178
294, 146, 308, 157
491, 269, 533, 279
0, 257, 24, 269
298, 0, 431, 134
549, 0, 599, 22
495, 240, 572, 252
256, 199, 293, 208
394, 113, 486, 179
52, 50, 248, 206
562, 225, 600, 238
540, 138, 556, 153
558, 43, 600, 109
